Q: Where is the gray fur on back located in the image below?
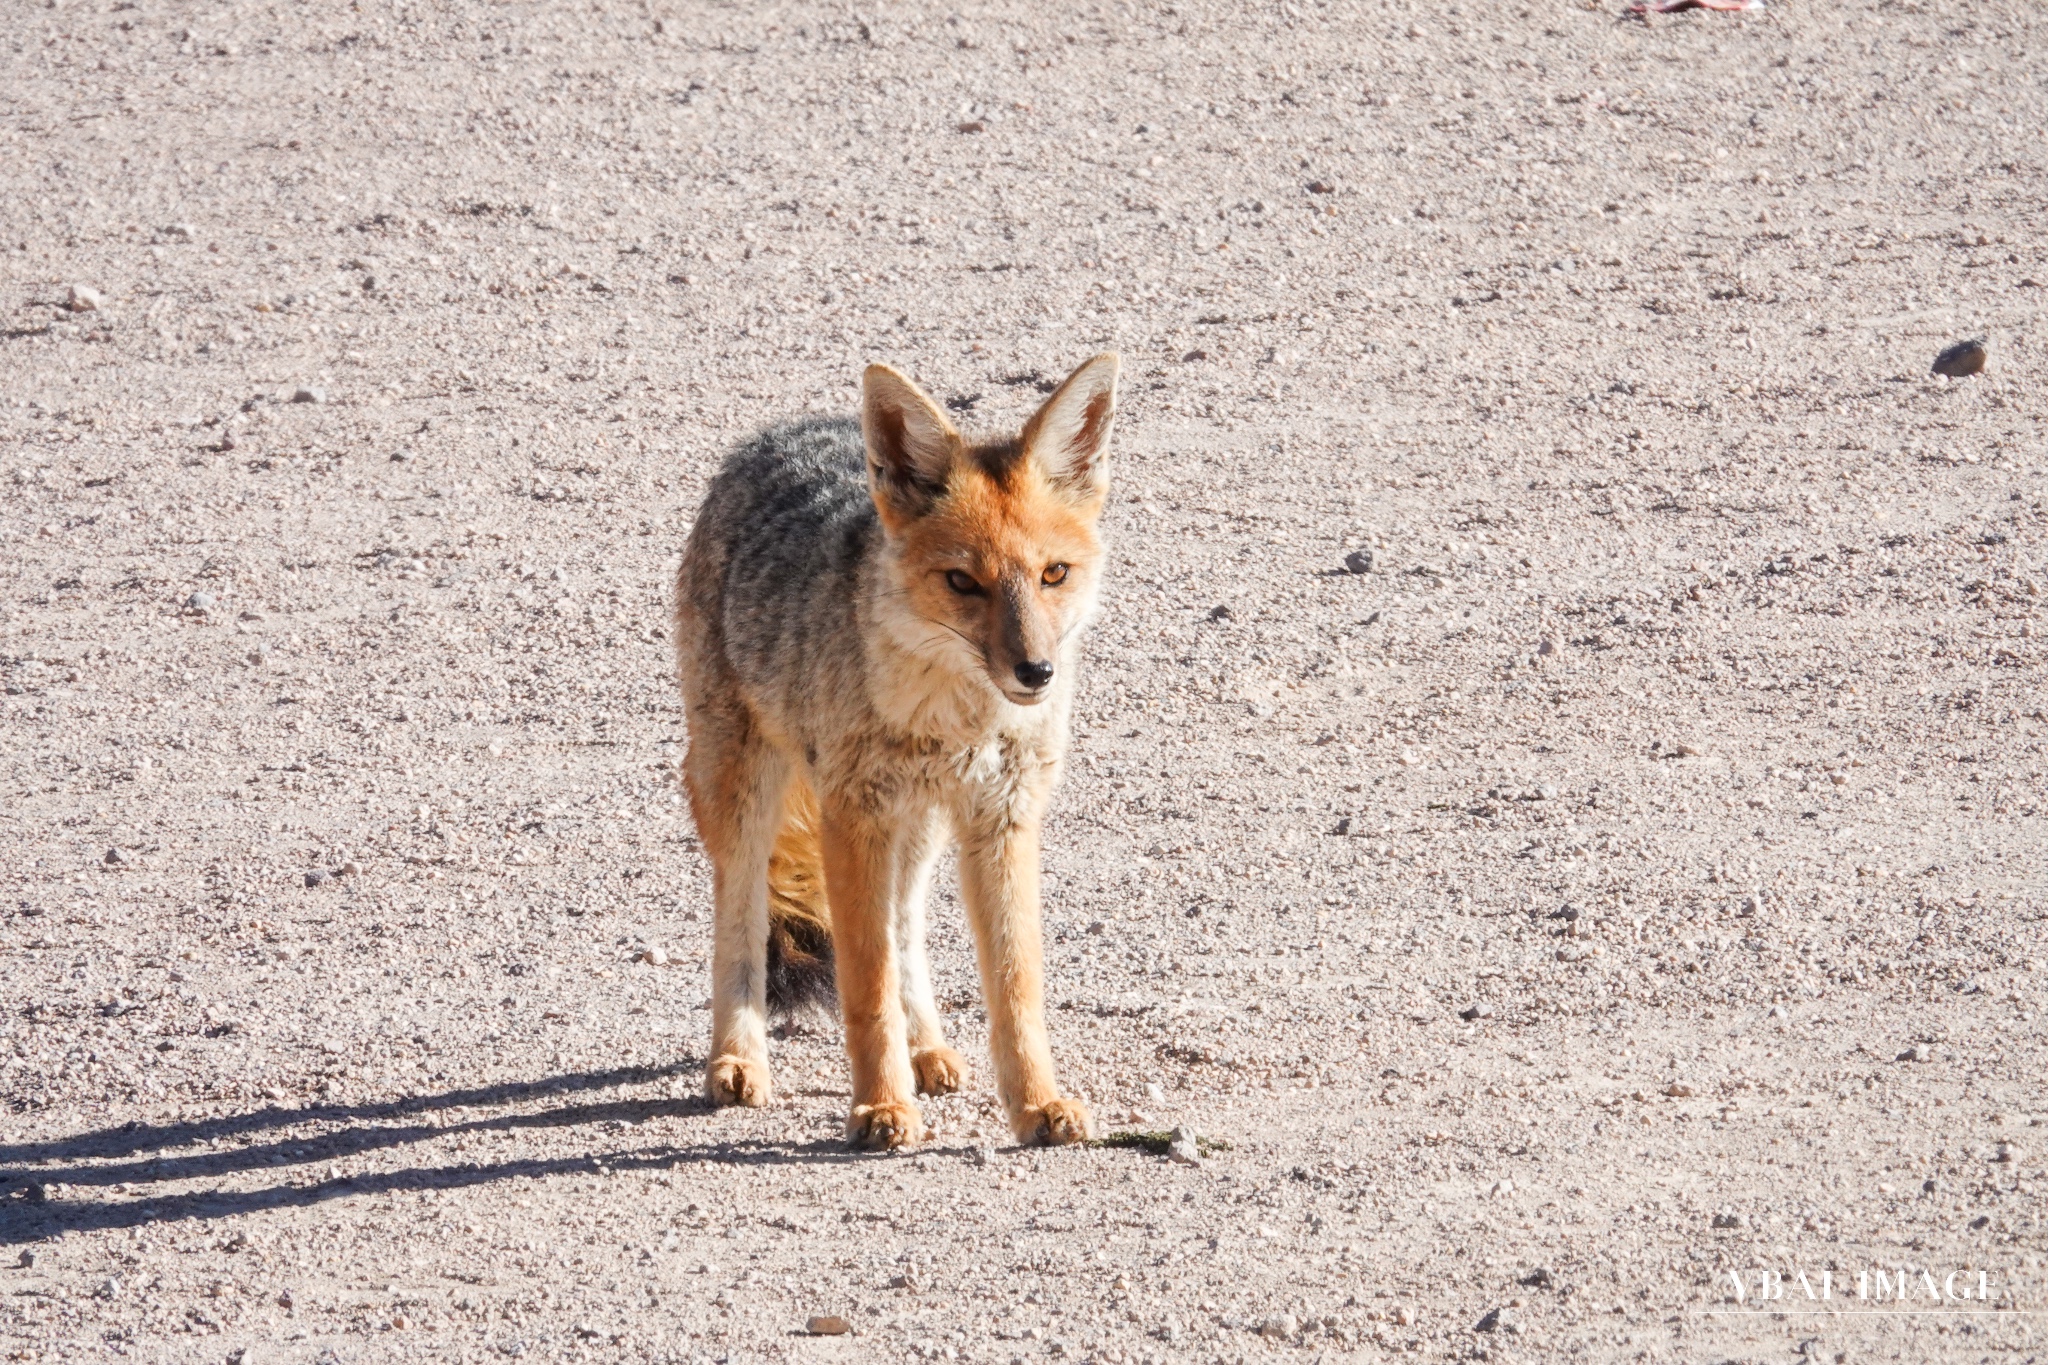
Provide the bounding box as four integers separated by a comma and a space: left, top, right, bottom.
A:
680, 417, 879, 730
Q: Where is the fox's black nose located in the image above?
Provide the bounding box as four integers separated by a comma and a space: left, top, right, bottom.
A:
1014, 660, 1055, 690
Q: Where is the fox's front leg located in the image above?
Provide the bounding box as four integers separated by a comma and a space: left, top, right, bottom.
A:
958, 820, 1092, 1146
820, 802, 925, 1150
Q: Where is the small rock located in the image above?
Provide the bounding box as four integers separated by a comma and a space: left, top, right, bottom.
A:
1343, 549, 1374, 574
97, 1276, 123, 1300
1535, 783, 1559, 800
888, 1273, 918, 1291
637, 947, 668, 967
185, 591, 217, 614
1474, 1306, 1516, 1334
15, 1250, 35, 1268
805, 1315, 852, 1336
304, 870, 329, 888
1665, 1082, 1695, 1098
1898, 1043, 1932, 1063
1144, 1082, 1165, 1102
1931, 338, 1987, 378
1712, 1212, 1742, 1229
1156, 1316, 1182, 1341
160, 223, 196, 242
1392, 1307, 1412, 1327
104, 847, 127, 866
1536, 637, 1557, 657
338, 860, 360, 877
1458, 1002, 1494, 1022
1519, 1267, 1554, 1289
970, 1144, 995, 1167
291, 386, 326, 404
1167, 1125, 1202, 1166
1207, 604, 1233, 621
1259, 1314, 1299, 1340
66, 284, 104, 312
1992, 1142, 2023, 1165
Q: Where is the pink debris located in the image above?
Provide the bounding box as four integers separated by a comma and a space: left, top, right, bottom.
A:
1628, 0, 1764, 11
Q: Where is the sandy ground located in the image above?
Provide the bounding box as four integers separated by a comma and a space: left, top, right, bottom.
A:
3, 1, 2046, 1362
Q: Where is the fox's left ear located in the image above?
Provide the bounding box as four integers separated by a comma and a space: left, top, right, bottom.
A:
1021, 352, 1118, 500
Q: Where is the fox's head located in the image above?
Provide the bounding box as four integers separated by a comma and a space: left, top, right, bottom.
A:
862, 353, 1118, 707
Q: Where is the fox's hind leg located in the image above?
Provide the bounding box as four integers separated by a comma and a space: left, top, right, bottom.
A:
893, 810, 966, 1097
684, 716, 789, 1108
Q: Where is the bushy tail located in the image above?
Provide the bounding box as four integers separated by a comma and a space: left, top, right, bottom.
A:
765, 778, 835, 1015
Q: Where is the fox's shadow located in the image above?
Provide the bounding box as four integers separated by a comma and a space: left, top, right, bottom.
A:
0, 1060, 865, 1245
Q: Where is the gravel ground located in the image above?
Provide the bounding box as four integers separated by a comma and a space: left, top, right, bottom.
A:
3, 1, 2045, 1362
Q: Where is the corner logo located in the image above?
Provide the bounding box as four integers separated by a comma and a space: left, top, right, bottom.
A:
1725, 1268, 1994, 1307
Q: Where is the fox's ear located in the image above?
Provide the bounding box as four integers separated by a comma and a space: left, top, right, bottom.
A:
862, 363, 960, 528
1021, 352, 1118, 499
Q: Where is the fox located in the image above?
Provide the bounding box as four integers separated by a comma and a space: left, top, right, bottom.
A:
672, 353, 1120, 1150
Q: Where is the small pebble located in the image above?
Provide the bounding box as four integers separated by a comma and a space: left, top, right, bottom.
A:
1459, 1002, 1494, 1021
103, 847, 127, 866
304, 870, 329, 888
805, 1315, 852, 1336
291, 386, 326, 404
1475, 1306, 1514, 1333
970, 1145, 995, 1167
15, 1251, 34, 1269
1712, 1212, 1742, 1228
66, 284, 104, 312
1665, 1082, 1695, 1098
186, 591, 216, 614
1343, 549, 1374, 574
1167, 1125, 1202, 1166
1898, 1043, 1932, 1063
637, 947, 669, 967
1259, 1314, 1298, 1340
1931, 338, 1987, 378
1536, 637, 1556, 657
338, 860, 360, 876
1144, 1082, 1165, 1102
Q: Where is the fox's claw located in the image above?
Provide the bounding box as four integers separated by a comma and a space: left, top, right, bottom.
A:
846, 1100, 925, 1151
911, 1046, 967, 1096
1015, 1097, 1093, 1146
705, 1054, 771, 1107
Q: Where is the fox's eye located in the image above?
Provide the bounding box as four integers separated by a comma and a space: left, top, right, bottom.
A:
1041, 563, 1070, 587
944, 569, 983, 596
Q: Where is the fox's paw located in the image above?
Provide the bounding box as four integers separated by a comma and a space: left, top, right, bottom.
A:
705, 1054, 771, 1108
1015, 1097, 1093, 1146
845, 1100, 925, 1151
911, 1046, 967, 1096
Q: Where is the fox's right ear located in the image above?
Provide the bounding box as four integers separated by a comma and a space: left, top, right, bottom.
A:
862, 364, 960, 530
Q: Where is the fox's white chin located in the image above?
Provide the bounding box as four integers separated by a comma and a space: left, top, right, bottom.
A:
998, 686, 1051, 707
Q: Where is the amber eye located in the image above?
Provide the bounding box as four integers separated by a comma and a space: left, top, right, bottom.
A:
1041, 563, 1070, 587
944, 569, 983, 596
